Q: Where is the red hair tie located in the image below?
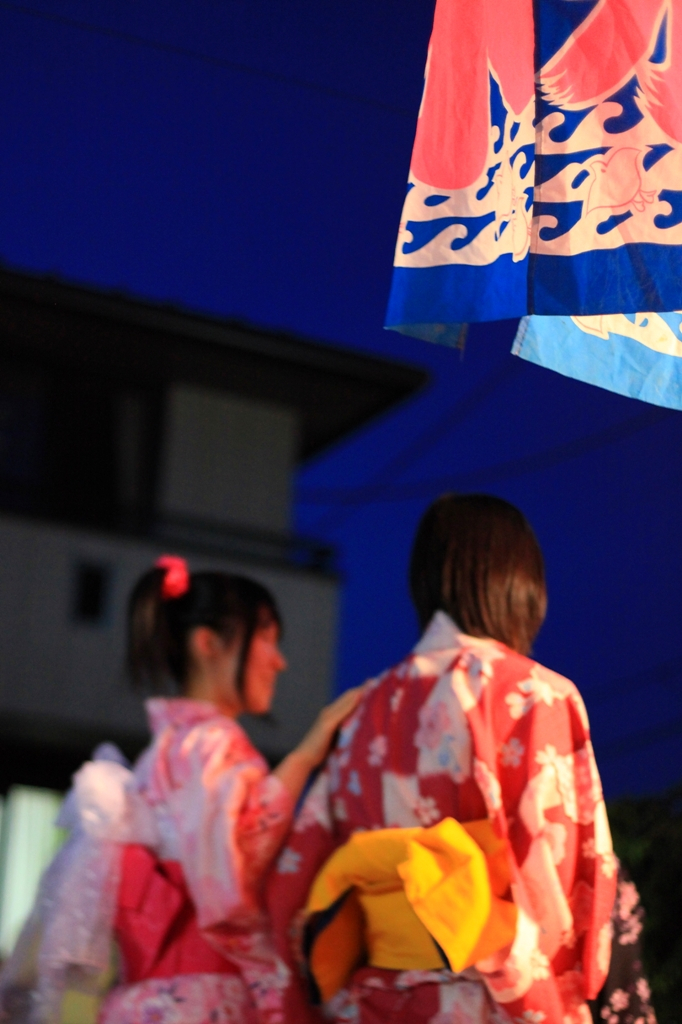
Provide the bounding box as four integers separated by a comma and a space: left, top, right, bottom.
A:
155, 555, 190, 600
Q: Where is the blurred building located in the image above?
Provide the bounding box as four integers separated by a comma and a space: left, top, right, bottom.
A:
0, 267, 426, 789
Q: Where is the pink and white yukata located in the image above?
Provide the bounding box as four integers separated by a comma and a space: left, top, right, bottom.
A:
0, 699, 294, 1024
267, 612, 617, 1024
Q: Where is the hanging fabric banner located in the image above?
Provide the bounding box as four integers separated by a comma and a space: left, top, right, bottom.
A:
385, 0, 682, 409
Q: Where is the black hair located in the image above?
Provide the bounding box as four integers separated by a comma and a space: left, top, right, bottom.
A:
127, 567, 282, 693
409, 493, 546, 656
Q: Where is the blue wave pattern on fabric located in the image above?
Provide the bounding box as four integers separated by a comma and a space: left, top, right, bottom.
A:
386, 0, 682, 407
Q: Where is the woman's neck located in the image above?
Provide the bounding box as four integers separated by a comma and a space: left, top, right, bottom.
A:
183, 673, 242, 718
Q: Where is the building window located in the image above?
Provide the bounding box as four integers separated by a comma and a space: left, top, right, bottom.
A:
72, 562, 111, 625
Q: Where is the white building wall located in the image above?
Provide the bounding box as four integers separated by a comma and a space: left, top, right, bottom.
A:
0, 513, 337, 760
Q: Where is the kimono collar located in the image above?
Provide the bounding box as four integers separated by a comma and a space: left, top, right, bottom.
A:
145, 697, 227, 735
412, 610, 497, 655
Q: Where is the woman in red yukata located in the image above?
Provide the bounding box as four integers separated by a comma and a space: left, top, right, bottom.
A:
267, 494, 623, 1024
0, 557, 361, 1024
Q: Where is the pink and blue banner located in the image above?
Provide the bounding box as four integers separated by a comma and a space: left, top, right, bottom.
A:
386, 0, 682, 408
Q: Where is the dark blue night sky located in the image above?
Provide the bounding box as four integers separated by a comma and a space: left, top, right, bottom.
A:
1, 0, 681, 797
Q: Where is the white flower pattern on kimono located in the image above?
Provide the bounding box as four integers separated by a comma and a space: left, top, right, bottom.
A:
617, 881, 639, 918
414, 795, 441, 825
415, 676, 471, 782
535, 745, 597, 825
338, 712, 362, 752
347, 770, 362, 796
276, 847, 301, 874
429, 976, 504, 1024
390, 688, 404, 713
333, 797, 348, 821
325, 988, 361, 1022
610, 990, 630, 1012
293, 771, 332, 834
515, 1011, 547, 1024
457, 644, 504, 701
505, 665, 572, 720
381, 772, 424, 828
529, 950, 551, 981
635, 979, 650, 1003
100, 974, 253, 1024
416, 701, 452, 751
619, 912, 643, 946
500, 737, 525, 768
243, 958, 289, 1022
367, 735, 387, 767
396, 970, 453, 989
474, 758, 502, 814
328, 748, 350, 794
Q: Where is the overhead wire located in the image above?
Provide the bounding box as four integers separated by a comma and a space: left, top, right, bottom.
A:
305, 357, 525, 533
0, 0, 416, 118
300, 402, 673, 509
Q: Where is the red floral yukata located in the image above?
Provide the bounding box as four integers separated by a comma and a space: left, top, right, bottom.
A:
267, 612, 617, 1024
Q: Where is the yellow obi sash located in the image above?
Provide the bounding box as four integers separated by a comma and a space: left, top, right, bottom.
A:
304, 817, 517, 1003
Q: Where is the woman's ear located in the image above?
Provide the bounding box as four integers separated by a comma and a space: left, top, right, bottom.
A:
188, 625, 223, 665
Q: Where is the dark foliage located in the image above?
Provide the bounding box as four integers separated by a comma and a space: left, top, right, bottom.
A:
608, 784, 682, 1024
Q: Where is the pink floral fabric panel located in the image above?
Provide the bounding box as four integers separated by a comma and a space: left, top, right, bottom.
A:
99, 972, 259, 1024
143, 699, 293, 932
139, 699, 294, 1024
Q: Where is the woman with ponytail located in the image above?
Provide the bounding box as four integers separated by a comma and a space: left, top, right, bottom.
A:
0, 557, 361, 1024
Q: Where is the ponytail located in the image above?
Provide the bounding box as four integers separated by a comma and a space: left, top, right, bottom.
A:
126, 557, 281, 693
